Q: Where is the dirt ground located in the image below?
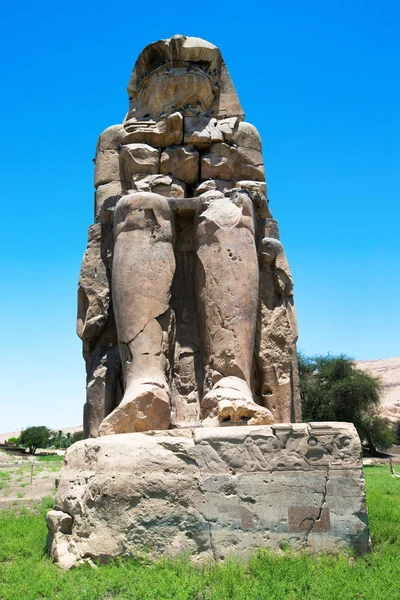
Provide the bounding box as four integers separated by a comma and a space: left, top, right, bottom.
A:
0, 450, 64, 509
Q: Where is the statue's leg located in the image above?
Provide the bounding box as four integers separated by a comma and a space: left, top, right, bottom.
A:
195, 192, 274, 425
98, 192, 175, 435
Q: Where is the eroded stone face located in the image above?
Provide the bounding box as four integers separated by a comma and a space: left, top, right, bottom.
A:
136, 66, 215, 116
79, 35, 300, 436
47, 423, 370, 568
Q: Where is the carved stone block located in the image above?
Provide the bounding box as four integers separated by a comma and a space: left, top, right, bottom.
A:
119, 143, 160, 179
123, 112, 183, 147
95, 181, 125, 220
97, 125, 126, 152
47, 422, 370, 569
131, 174, 186, 198
201, 143, 265, 182
94, 150, 121, 188
184, 116, 240, 148
160, 146, 199, 186
231, 122, 262, 151
184, 116, 225, 147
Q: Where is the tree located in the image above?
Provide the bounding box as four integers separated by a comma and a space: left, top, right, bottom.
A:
299, 354, 394, 452
19, 426, 51, 454
6, 437, 20, 444
49, 430, 73, 449
71, 430, 84, 443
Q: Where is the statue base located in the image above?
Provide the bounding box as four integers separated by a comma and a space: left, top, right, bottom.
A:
47, 423, 370, 569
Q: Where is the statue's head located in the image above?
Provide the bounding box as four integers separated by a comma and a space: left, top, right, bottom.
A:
126, 35, 244, 120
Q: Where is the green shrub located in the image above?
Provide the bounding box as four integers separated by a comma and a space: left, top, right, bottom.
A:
19, 426, 51, 454
299, 354, 394, 451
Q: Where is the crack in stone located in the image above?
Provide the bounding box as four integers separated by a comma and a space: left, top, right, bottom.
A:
192, 442, 219, 561
120, 310, 169, 350
302, 465, 330, 547
317, 440, 333, 456
120, 324, 149, 348
157, 442, 198, 466
207, 521, 218, 561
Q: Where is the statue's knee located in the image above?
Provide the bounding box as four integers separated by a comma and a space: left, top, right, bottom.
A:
197, 192, 256, 240
114, 192, 173, 238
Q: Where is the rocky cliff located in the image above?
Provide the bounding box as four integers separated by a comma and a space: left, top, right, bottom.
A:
356, 358, 400, 422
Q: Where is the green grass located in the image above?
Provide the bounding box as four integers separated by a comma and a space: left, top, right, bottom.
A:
0, 468, 399, 599
36, 455, 65, 463
0, 472, 11, 491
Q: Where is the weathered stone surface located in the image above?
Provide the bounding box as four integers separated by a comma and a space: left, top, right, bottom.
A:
94, 150, 121, 188
260, 218, 280, 240
218, 117, 240, 143
95, 181, 125, 221
123, 112, 183, 147
77, 225, 109, 350
126, 35, 243, 120
185, 117, 260, 150
255, 237, 299, 422
67, 36, 370, 572
137, 67, 215, 117
77, 223, 123, 439
184, 116, 245, 149
201, 143, 265, 182
231, 122, 262, 151
46, 510, 73, 535
160, 146, 199, 186
97, 192, 175, 435
131, 174, 186, 198
97, 125, 125, 152
193, 191, 276, 425
194, 181, 269, 219
84, 343, 122, 438
193, 180, 266, 199
98, 383, 170, 435
47, 423, 370, 569
201, 376, 274, 426
119, 143, 159, 180
127, 37, 220, 101
80, 35, 300, 437
194, 179, 236, 196
184, 116, 225, 147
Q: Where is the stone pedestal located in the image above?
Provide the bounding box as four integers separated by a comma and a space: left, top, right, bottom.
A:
47, 422, 370, 569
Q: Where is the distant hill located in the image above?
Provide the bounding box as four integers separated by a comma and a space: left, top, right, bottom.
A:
356, 358, 400, 422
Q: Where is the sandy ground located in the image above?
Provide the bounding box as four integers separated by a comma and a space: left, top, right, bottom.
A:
0, 449, 64, 509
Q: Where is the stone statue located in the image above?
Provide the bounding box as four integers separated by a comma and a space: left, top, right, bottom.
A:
77, 35, 301, 437
47, 38, 368, 568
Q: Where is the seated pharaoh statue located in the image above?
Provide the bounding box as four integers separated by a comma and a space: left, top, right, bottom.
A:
77, 35, 300, 437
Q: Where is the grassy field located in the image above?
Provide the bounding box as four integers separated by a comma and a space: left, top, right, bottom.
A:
0, 466, 399, 599
0, 451, 61, 502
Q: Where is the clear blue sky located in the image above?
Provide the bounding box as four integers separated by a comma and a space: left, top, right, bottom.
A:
1, 0, 399, 432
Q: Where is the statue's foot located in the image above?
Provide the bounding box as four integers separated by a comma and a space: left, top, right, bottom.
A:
98, 382, 170, 436
201, 376, 274, 426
